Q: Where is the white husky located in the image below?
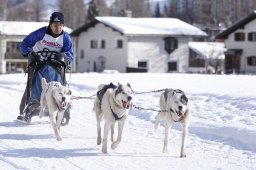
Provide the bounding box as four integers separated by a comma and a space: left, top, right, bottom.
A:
39, 78, 72, 141
155, 89, 191, 157
93, 83, 133, 153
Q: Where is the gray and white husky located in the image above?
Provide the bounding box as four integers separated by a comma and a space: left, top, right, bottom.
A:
93, 83, 133, 153
155, 89, 191, 157
39, 78, 72, 141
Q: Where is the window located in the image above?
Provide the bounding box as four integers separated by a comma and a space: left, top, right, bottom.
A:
80, 49, 84, 59
234, 32, 245, 41
90, 40, 98, 49
91, 40, 105, 49
97, 56, 106, 72
248, 32, 256, 41
5, 41, 22, 59
138, 61, 147, 68
164, 37, 178, 54
247, 56, 256, 66
117, 40, 123, 48
189, 49, 205, 67
168, 61, 177, 71
101, 40, 105, 48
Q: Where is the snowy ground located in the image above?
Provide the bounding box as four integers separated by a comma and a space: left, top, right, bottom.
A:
0, 73, 255, 170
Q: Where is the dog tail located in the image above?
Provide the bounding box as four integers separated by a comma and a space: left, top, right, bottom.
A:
41, 77, 47, 90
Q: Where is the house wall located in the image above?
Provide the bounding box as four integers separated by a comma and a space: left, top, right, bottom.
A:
0, 36, 5, 73
127, 36, 189, 73
170, 37, 190, 73
77, 23, 127, 73
225, 20, 256, 73
76, 23, 191, 73
0, 36, 26, 74
127, 36, 164, 72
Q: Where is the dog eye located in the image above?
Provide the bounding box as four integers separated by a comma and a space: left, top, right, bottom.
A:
181, 99, 187, 105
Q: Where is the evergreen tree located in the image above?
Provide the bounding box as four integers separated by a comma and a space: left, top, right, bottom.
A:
87, 0, 99, 22
153, 2, 161, 17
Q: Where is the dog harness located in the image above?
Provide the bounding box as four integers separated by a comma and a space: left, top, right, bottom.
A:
96, 83, 126, 121
97, 82, 117, 107
111, 108, 124, 120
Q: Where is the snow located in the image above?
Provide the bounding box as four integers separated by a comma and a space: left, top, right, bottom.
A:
188, 42, 226, 59
96, 17, 207, 36
0, 73, 255, 170
0, 21, 72, 35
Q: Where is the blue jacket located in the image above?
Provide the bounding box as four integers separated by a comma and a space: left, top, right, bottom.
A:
20, 26, 73, 63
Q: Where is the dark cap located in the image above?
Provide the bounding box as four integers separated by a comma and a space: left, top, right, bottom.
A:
49, 12, 64, 25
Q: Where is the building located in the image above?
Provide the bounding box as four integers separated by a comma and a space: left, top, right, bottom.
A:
188, 42, 225, 74
0, 21, 72, 74
216, 11, 256, 74
71, 17, 207, 73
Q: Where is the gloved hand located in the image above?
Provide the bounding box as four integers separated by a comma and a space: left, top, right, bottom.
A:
28, 51, 43, 64
50, 52, 67, 67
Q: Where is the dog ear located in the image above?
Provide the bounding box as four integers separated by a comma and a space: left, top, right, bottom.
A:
65, 88, 72, 95
115, 85, 122, 96
127, 83, 134, 93
67, 89, 72, 95
181, 94, 188, 105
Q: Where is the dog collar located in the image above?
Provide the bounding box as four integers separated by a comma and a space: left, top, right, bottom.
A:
111, 108, 124, 120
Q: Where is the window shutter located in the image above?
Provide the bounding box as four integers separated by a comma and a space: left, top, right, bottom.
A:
248, 33, 252, 41
247, 57, 252, 65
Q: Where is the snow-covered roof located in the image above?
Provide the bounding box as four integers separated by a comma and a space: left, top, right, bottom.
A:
188, 42, 226, 59
96, 17, 207, 36
0, 21, 72, 36
71, 17, 207, 37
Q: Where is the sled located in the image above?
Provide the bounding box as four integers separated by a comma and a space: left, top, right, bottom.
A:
17, 49, 71, 126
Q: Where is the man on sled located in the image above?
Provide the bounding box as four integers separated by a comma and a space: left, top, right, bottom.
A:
17, 12, 73, 125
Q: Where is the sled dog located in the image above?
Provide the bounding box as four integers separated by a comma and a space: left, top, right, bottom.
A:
155, 89, 190, 157
93, 83, 133, 153
39, 78, 72, 141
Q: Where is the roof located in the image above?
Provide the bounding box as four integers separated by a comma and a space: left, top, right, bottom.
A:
71, 17, 207, 37
0, 21, 72, 36
188, 42, 226, 59
216, 11, 256, 39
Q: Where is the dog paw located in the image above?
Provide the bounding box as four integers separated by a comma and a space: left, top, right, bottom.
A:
56, 137, 62, 141
102, 148, 107, 153
180, 154, 186, 158
39, 112, 43, 118
111, 142, 118, 150
154, 123, 159, 130
162, 148, 169, 153
97, 137, 102, 145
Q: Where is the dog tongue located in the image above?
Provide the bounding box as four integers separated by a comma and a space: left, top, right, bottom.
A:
177, 111, 183, 117
122, 101, 129, 109
60, 101, 67, 109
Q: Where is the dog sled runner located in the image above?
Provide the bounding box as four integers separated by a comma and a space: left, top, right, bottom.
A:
17, 49, 71, 125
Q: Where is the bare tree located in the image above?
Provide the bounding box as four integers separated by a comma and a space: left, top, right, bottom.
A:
164, 0, 180, 18
206, 44, 225, 74
32, 0, 44, 21
59, 0, 86, 29
111, 0, 151, 17
0, 0, 8, 20
6, 3, 33, 21
95, 0, 111, 16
